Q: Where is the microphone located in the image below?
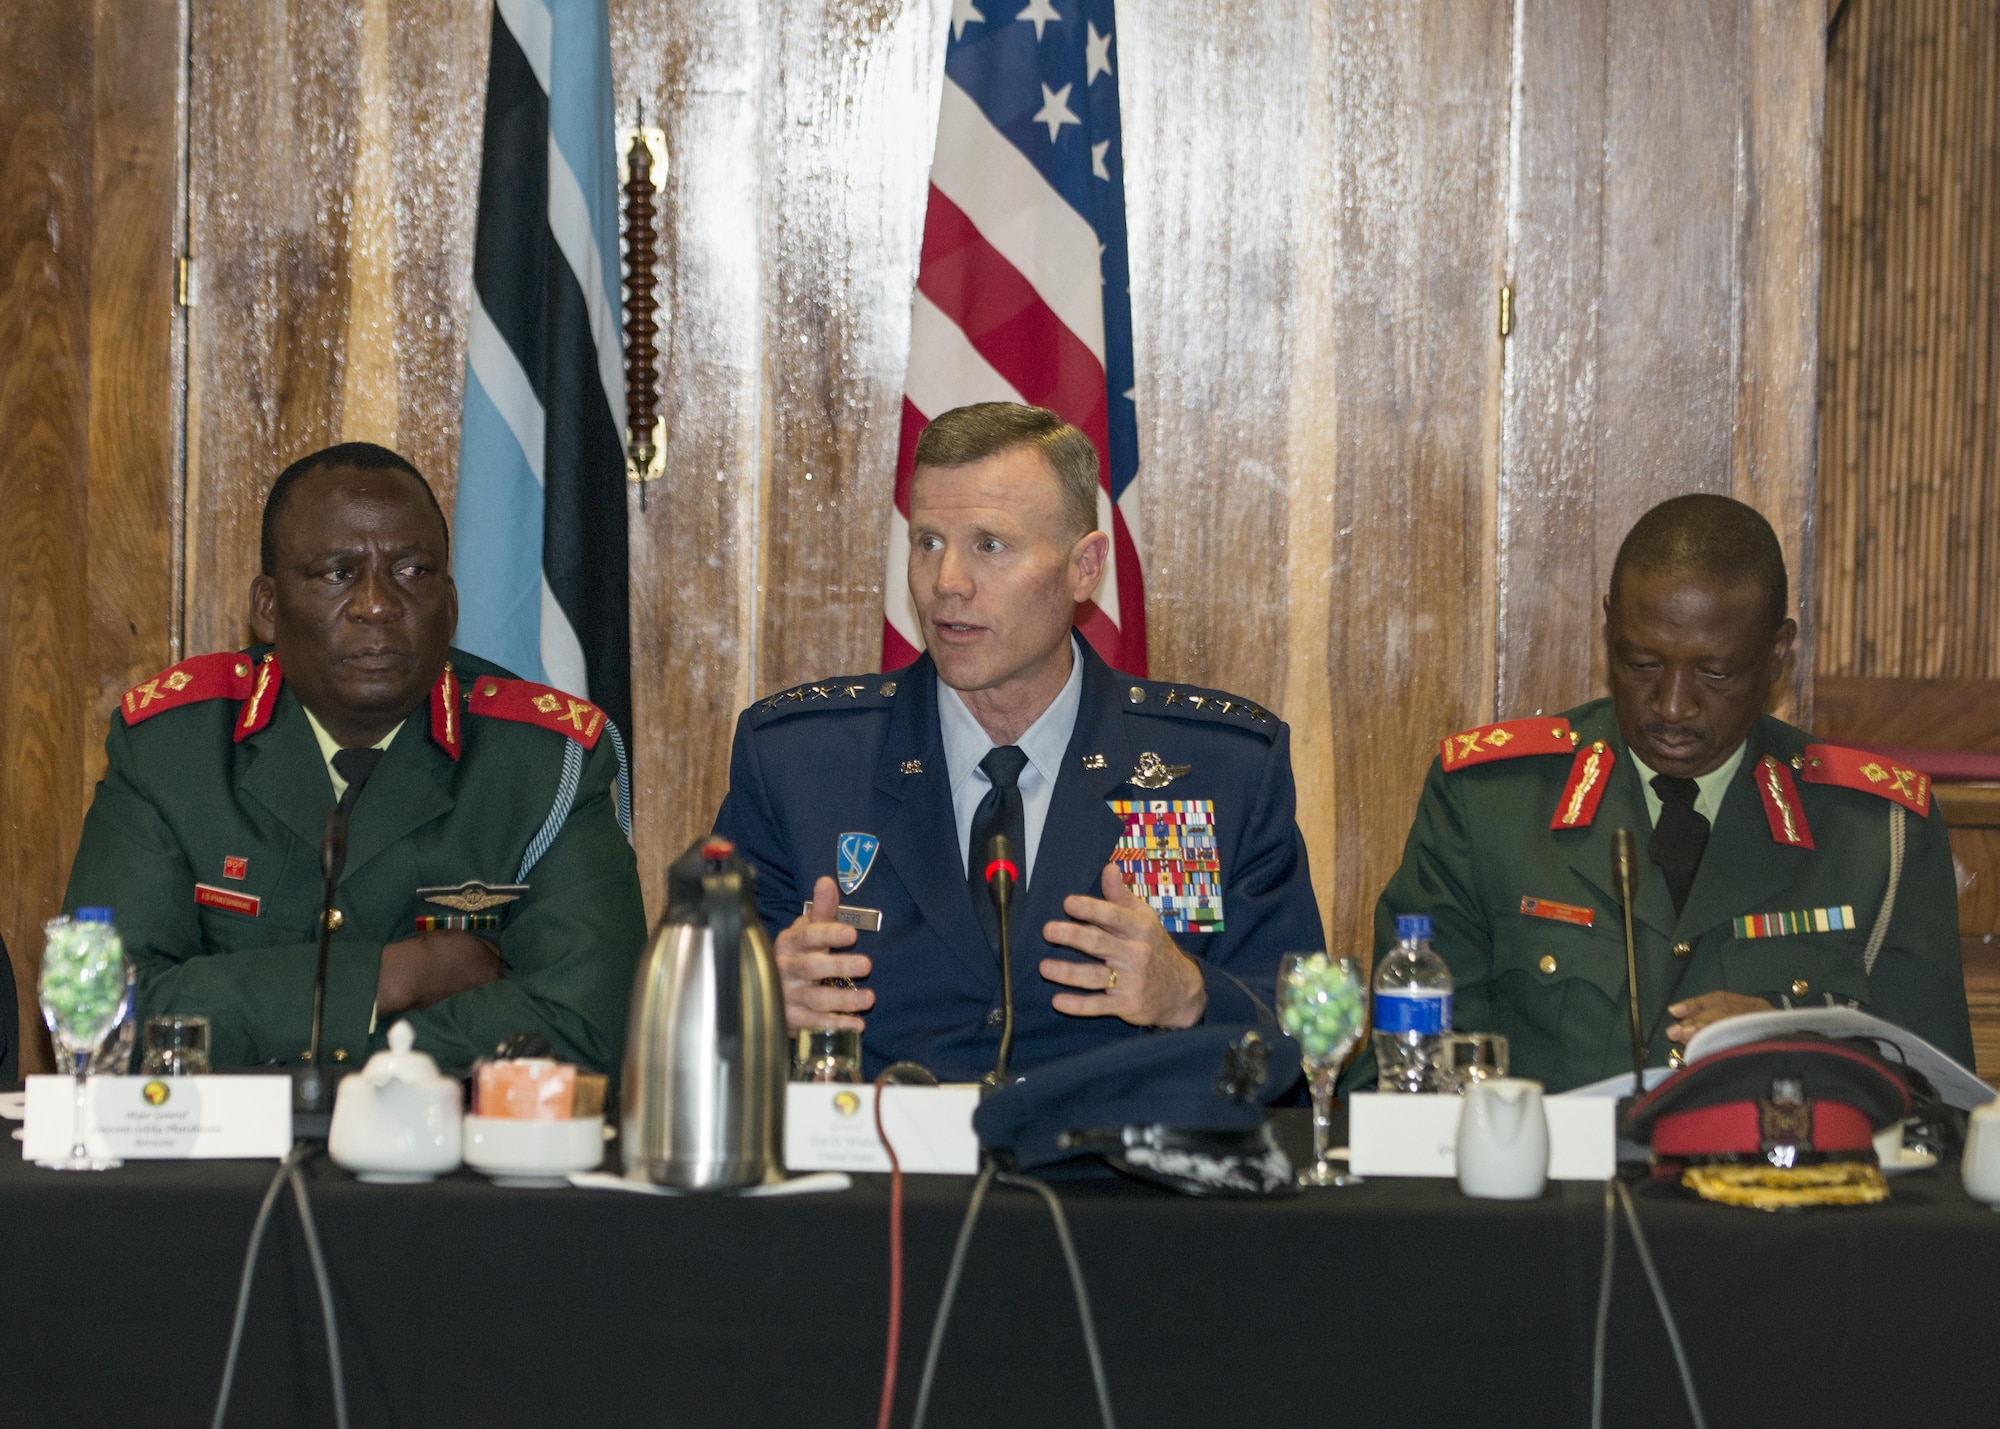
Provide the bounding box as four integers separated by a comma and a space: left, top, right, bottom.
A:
1611, 829, 1647, 1094
296, 747, 385, 1131
983, 834, 1019, 1089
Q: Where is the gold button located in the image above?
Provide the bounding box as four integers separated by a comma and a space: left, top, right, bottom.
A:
1668, 1047, 1685, 1068
1538, 955, 1558, 974
325, 909, 344, 932
1128, 685, 1146, 704
1672, 941, 1693, 959
333, 1048, 349, 1063
482, 683, 499, 697
879, 681, 897, 697
1791, 979, 1809, 996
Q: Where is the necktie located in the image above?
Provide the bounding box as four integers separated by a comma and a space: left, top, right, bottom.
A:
968, 745, 1029, 948
1649, 774, 1710, 916
331, 747, 385, 813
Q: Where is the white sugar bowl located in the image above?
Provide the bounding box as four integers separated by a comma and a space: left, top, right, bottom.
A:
329, 1020, 464, 1183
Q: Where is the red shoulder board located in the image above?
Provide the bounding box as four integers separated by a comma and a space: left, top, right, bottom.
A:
1754, 755, 1815, 848
466, 677, 607, 749
429, 663, 462, 760
121, 652, 258, 727
1550, 740, 1615, 830
1440, 719, 1575, 772
1798, 744, 1932, 817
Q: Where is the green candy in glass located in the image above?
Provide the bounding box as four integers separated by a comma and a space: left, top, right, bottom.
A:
1277, 952, 1366, 1188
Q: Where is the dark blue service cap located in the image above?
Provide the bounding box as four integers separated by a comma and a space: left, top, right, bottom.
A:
973, 1023, 1302, 1177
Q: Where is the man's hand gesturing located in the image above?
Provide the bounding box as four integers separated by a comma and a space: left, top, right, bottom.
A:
1039, 863, 1208, 1029
775, 875, 874, 1031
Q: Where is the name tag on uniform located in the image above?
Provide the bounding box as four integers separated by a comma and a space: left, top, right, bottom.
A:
195, 883, 260, 917
804, 903, 882, 932
1520, 896, 1594, 928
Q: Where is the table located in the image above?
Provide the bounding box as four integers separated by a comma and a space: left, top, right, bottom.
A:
2, 1110, 1997, 1429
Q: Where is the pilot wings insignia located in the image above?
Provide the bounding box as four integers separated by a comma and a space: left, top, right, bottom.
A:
1129, 751, 1192, 790
416, 881, 530, 914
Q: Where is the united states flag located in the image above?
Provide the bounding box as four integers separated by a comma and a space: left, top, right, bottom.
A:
882, 0, 1146, 676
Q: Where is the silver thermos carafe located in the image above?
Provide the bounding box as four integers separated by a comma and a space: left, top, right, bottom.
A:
622, 837, 786, 1189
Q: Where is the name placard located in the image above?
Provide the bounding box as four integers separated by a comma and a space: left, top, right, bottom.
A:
1347, 1093, 1614, 1180
23, 1076, 292, 1162
784, 1083, 981, 1174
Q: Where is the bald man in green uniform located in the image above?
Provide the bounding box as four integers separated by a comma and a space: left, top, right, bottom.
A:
62, 443, 645, 1075
1374, 495, 1972, 1093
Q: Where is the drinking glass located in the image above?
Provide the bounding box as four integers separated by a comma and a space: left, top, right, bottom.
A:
791, 978, 862, 1083
1277, 952, 1366, 1187
38, 917, 135, 1172
142, 1014, 211, 1076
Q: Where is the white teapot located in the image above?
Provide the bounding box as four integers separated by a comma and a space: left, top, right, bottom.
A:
328, 1020, 464, 1183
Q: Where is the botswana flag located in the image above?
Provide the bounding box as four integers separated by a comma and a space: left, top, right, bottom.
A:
454, 0, 631, 744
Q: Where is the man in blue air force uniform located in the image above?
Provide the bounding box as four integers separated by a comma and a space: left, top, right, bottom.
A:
713, 402, 1325, 1081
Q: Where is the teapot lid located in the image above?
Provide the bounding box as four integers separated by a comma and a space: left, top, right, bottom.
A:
360, 1019, 449, 1087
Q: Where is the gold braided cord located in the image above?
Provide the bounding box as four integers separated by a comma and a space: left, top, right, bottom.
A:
1680, 1161, 1888, 1210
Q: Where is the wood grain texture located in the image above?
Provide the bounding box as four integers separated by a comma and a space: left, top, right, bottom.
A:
0, 0, 95, 1073
1814, 674, 2000, 753
1818, 0, 2000, 679
1324, 0, 1514, 962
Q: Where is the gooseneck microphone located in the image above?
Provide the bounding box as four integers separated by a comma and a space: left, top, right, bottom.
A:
1611, 828, 1647, 1094
983, 833, 1019, 1089
295, 747, 386, 1129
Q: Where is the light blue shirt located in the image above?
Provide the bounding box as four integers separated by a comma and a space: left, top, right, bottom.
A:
938, 637, 1086, 887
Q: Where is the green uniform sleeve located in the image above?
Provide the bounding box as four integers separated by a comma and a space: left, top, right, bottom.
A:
62, 720, 380, 1068
1859, 793, 1974, 1066
398, 736, 646, 1076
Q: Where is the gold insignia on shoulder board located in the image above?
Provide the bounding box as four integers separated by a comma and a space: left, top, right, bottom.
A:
842, 683, 866, 698
532, 693, 560, 714
164, 670, 192, 692
417, 880, 530, 913
1129, 751, 1192, 790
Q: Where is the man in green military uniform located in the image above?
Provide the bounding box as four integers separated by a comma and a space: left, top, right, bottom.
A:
63, 443, 645, 1075
1375, 495, 1972, 1093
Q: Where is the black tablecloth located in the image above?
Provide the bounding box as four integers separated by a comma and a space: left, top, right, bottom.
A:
2, 1109, 1997, 1429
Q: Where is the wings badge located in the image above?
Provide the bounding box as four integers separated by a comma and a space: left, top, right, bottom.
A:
416, 881, 530, 914
837, 833, 880, 896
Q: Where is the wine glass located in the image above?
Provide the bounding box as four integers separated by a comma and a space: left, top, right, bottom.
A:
1277, 952, 1366, 1187
38, 914, 135, 1172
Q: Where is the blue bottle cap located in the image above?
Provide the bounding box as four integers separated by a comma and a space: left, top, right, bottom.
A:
1394, 914, 1433, 941
74, 907, 115, 924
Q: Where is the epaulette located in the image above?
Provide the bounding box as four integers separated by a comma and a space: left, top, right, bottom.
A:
749, 675, 901, 725
1122, 679, 1277, 736
121, 652, 259, 726
1796, 743, 1932, 817
1441, 718, 1576, 771
466, 676, 608, 749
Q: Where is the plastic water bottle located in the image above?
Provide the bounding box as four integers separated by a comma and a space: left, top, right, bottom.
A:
1373, 914, 1452, 1093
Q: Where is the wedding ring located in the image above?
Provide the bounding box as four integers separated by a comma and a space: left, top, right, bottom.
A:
1106, 968, 1118, 992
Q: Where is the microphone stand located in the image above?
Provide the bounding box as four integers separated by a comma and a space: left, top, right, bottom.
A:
1611, 828, 1647, 1094
982, 834, 1019, 1091
293, 751, 382, 1138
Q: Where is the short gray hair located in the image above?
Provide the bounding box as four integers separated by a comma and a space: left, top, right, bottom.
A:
912, 402, 1099, 541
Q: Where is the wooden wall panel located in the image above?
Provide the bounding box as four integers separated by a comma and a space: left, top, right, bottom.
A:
1323, 0, 1514, 961
0, 1, 180, 1073
1818, 0, 2000, 680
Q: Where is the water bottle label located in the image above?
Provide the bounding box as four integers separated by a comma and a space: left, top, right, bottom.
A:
1373, 990, 1451, 1034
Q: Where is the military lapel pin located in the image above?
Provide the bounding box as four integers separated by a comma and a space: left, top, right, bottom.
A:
416, 880, 530, 913
1128, 751, 1191, 790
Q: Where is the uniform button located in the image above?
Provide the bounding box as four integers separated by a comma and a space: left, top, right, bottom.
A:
333, 1048, 349, 1063
1672, 941, 1693, 959
1128, 685, 1146, 705
325, 909, 344, 932
1791, 979, 1809, 997
985, 1008, 1004, 1028
1538, 955, 1558, 974
1668, 1047, 1685, 1069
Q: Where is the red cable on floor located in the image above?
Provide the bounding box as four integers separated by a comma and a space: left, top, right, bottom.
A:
873, 1078, 904, 1429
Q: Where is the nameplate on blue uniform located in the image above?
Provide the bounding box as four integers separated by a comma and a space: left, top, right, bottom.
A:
23, 1075, 292, 1161
802, 903, 882, 932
